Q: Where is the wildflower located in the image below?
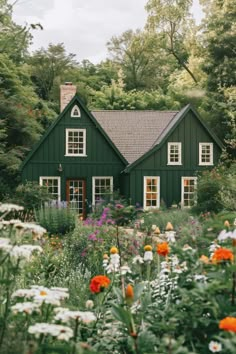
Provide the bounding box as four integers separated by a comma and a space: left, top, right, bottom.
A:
110, 246, 118, 254
0, 203, 24, 213
10, 245, 43, 261
199, 255, 210, 264
219, 317, 236, 333
14, 222, 47, 239
209, 340, 222, 352
132, 255, 144, 264
151, 224, 157, 231
224, 220, 230, 228
102, 254, 109, 268
194, 274, 208, 282
85, 300, 94, 309
28, 323, 73, 341
165, 222, 173, 231
182, 244, 193, 251
120, 265, 132, 275
144, 245, 153, 262
11, 302, 40, 315
212, 247, 234, 263
89, 275, 110, 293
165, 231, 176, 243
157, 242, 169, 257
54, 310, 96, 324
125, 284, 134, 305
218, 229, 236, 241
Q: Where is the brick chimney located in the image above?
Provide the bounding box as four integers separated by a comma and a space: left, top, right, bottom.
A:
60, 82, 77, 112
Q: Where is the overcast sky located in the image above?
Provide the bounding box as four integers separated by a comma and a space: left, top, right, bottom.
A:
11, 0, 203, 64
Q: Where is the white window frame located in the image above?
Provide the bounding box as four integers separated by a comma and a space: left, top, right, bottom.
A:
181, 177, 197, 208
167, 142, 182, 165
39, 176, 61, 201
143, 176, 160, 210
92, 177, 113, 206
65, 128, 86, 157
199, 142, 213, 166
71, 105, 81, 118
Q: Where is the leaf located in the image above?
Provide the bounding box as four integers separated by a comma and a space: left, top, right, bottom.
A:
112, 286, 124, 303
134, 282, 146, 301
111, 304, 131, 330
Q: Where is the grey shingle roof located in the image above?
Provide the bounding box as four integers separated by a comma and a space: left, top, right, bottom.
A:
92, 110, 179, 164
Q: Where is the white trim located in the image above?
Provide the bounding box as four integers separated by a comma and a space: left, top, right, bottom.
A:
71, 105, 81, 118
92, 176, 113, 206
167, 142, 182, 165
199, 142, 213, 166
181, 176, 197, 208
65, 128, 86, 156
143, 176, 160, 210
39, 176, 61, 201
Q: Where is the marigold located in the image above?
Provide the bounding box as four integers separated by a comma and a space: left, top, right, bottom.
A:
157, 242, 169, 257
212, 247, 234, 263
219, 317, 236, 332
125, 284, 134, 300
89, 275, 110, 293
144, 245, 152, 252
110, 246, 118, 254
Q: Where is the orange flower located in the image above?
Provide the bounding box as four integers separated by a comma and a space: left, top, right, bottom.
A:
166, 222, 174, 231
199, 255, 210, 264
212, 247, 234, 263
110, 246, 118, 254
125, 284, 134, 300
89, 275, 110, 293
157, 242, 169, 257
219, 317, 236, 332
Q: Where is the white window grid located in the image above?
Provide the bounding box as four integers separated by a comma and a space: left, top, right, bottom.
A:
92, 177, 113, 205
168, 142, 182, 165
39, 177, 61, 201
66, 129, 86, 156
199, 143, 213, 165
181, 177, 197, 208
143, 176, 160, 209
71, 105, 81, 118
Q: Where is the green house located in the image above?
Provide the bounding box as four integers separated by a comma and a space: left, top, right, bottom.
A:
21, 84, 223, 217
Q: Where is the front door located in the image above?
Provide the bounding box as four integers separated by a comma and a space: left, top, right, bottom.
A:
66, 179, 86, 218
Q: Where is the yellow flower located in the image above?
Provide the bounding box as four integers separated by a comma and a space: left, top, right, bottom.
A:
103, 254, 109, 259
224, 220, 230, 228
144, 245, 152, 251
154, 227, 160, 234
110, 246, 119, 254
166, 222, 174, 231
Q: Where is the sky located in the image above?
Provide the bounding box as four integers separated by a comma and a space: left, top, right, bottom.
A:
11, 0, 204, 64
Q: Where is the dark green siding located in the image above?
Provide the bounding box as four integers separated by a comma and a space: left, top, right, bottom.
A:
22, 101, 125, 206
127, 111, 222, 207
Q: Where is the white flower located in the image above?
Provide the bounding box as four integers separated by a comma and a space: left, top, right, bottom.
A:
28, 323, 73, 341
165, 231, 176, 243
132, 255, 144, 264
194, 274, 208, 282
10, 245, 43, 261
144, 251, 153, 262
218, 229, 236, 241
209, 242, 220, 254
14, 222, 47, 238
11, 302, 40, 315
151, 224, 157, 230
0, 203, 24, 213
182, 244, 193, 251
110, 253, 120, 266
85, 300, 94, 309
54, 309, 96, 324
209, 340, 222, 352
120, 265, 132, 275
0, 237, 11, 250
106, 263, 119, 273
102, 259, 109, 268
12, 288, 37, 299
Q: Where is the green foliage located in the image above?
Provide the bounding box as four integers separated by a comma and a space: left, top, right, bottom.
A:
35, 205, 76, 235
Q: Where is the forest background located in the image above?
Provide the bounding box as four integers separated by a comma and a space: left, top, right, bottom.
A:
0, 0, 235, 200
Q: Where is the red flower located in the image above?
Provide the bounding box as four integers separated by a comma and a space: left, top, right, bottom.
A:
157, 242, 169, 257
212, 247, 234, 263
89, 275, 110, 293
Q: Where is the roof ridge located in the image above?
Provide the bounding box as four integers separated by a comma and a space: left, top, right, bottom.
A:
92, 110, 179, 113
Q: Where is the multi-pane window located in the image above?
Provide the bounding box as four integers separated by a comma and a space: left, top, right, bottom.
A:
92, 177, 113, 205
71, 105, 81, 118
66, 129, 86, 156
39, 177, 60, 201
168, 142, 182, 165
144, 177, 160, 209
181, 177, 197, 208
199, 143, 213, 165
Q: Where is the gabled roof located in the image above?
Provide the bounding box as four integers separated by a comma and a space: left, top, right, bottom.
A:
20, 96, 128, 170
92, 110, 178, 164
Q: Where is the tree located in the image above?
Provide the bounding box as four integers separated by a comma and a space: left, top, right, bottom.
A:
145, 0, 198, 83
28, 43, 78, 101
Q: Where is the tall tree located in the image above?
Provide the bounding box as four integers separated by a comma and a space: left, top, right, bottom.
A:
145, 0, 198, 83
28, 43, 78, 101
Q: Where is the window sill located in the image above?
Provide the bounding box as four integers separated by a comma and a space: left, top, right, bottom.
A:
199, 163, 213, 166
65, 154, 87, 157
167, 163, 182, 166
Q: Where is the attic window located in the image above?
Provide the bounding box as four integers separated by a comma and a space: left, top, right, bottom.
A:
71, 105, 81, 118
199, 143, 213, 165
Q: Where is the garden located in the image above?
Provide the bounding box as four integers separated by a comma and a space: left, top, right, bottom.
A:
1, 173, 236, 354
